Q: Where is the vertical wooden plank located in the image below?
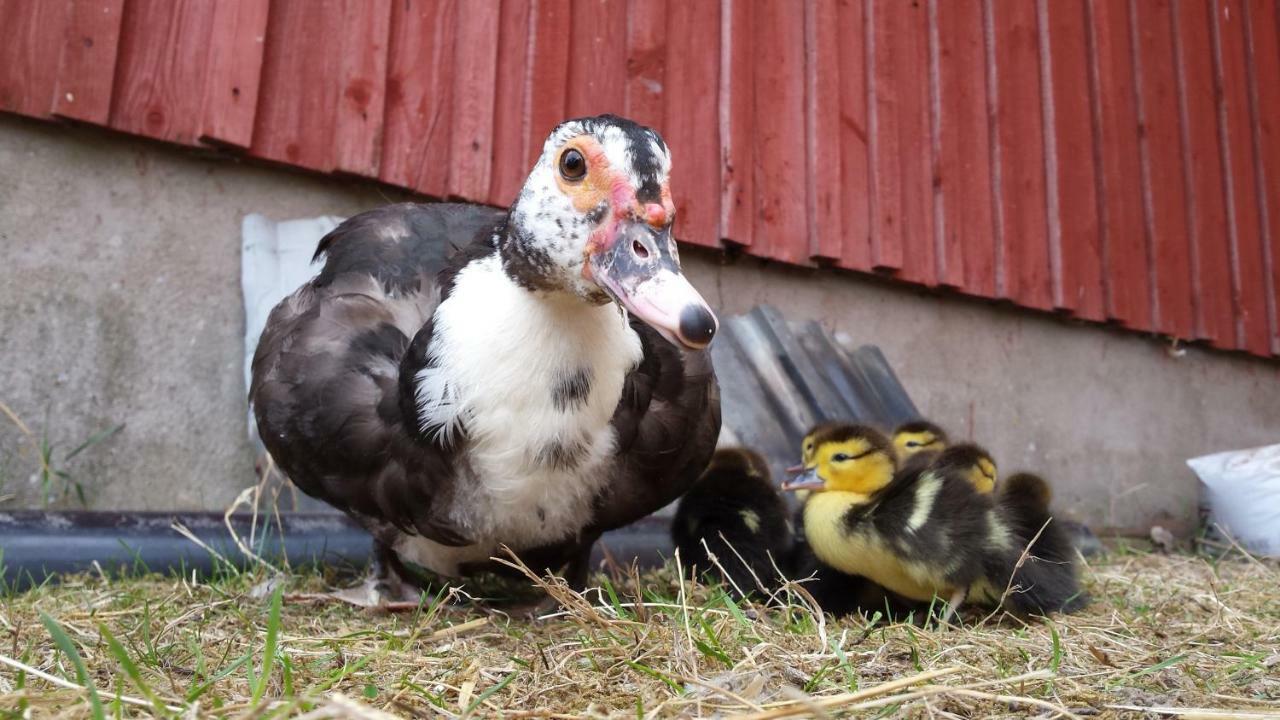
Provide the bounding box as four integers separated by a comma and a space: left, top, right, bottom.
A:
108, 0, 216, 145
1042, 0, 1104, 319
806, 0, 843, 262
1172, 0, 1234, 345
867, 0, 903, 271
1132, 0, 1194, 339
332, 0, 391, 178
1212, 0, 1270, 354
664, 0, 720, 248
0, 0, 70, 118
1089, 0, 1149, 327
567, 0, 626, 117
51, 0, 125, 124
989, 0, 1051, 309
1244, 0, 1280, 354
379, 0, 455, 195
488, 0, 532, 207
525, 0, 572, 166
250, 0, 342, 172
198, 0, 269, 149
935, 0, 992, 295
625, 0, 666, 129
447, 0, 499, 201
720, 0, 755, 248
753, 0, 809, 264
836, 0, 870, 271
891, 0, 934, 285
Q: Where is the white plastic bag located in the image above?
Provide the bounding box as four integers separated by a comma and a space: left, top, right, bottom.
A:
1187, 443, 1280, 557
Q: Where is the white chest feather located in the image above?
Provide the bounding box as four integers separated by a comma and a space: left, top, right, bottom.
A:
411, 255, 643, 564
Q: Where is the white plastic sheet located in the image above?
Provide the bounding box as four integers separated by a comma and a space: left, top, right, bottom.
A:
1187, 443, 1280, 557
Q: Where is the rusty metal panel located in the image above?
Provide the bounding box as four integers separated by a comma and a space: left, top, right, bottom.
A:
1, 0, 1279, 357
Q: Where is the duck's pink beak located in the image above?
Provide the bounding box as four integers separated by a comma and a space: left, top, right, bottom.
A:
782, 468, 824, 493
589, 221, 717, 350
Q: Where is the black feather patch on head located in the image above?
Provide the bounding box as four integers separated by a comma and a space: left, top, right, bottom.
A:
893, 419, 949, 443
565, 114, 668, 203
810, 424, 897, 461
928, 443, 994, 476
552, 367, 593, 411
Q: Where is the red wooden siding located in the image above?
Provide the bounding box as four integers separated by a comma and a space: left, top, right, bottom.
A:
2, 0, 1279, 359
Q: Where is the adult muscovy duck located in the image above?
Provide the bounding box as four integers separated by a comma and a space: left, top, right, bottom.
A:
250, 115, 721, 597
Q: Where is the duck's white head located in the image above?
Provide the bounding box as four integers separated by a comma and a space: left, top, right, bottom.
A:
503, 114, 718, 351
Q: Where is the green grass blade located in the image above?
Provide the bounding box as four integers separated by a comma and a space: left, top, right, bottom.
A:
1048, 623, 1062, 673
98, 624, 169, 716
250, 585, 284, 705
40, 613, 105, 720
65, 423, 125, 461
462, 670, 518, 717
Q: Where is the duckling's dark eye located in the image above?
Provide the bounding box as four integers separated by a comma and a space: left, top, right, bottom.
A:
906, 441, 921, 448
832, 453, 852, 462
559, 149, 587, 181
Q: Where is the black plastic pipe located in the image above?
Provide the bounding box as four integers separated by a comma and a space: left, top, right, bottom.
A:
0, 510, 673, 590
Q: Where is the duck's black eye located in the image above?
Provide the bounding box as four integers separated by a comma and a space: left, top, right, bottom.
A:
906, 441, 921, 448
832, 453, 852, 462
559, 148, 586, 181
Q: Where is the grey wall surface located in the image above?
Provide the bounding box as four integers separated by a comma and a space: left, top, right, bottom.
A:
2, 115, 1277, 530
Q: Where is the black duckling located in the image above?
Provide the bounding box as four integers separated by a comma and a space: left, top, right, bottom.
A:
985, 472, 1089, 613
672, 448, 793, 599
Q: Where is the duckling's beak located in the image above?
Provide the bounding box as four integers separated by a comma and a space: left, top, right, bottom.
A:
785, 463, 804, 474
587, 220, 718, 350
782, 468, 825, 493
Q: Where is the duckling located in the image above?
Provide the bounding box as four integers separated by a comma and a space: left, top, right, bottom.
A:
785, 424, 1079, 622
989, 472, 1088, 612
926, 442, 999, 494
672, 448, 792, 599
892, 420, 948, 461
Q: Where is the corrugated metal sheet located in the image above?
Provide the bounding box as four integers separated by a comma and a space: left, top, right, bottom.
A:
714, 305, 919, 480
2, 0, 1279, 358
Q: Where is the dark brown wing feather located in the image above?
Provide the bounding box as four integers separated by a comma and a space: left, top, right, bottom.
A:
250, 203, 504, 546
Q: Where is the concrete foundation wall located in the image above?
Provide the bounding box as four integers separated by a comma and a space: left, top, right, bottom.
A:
2, 115, 1277, 530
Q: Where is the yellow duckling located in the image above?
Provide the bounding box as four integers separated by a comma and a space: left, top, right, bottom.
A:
785, 424, 1083, 622
892, 420, 948, 461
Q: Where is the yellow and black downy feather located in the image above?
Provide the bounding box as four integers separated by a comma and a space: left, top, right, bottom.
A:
792, 424, 1085, 619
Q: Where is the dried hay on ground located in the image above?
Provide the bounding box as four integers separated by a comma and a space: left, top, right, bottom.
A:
0, 544, 1276, 718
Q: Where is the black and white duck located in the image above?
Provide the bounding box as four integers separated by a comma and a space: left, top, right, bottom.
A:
250, 115, 721, 603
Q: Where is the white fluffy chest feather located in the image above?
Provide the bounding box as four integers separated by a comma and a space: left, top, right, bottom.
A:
411, 254, 643, 559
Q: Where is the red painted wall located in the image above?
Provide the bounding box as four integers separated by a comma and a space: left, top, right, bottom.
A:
2, 0, 1278, 358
